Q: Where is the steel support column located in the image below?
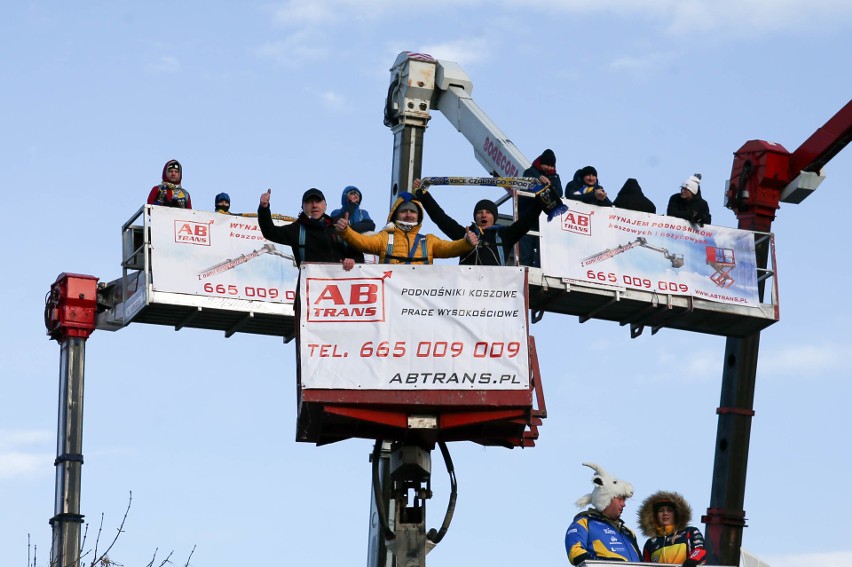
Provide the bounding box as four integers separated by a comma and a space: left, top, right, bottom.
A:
50, 337, 87, 567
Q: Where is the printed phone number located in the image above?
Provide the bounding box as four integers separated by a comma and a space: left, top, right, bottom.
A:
201, 282, 296, 300
307, 340, 522, 358
586, 270, 689, 293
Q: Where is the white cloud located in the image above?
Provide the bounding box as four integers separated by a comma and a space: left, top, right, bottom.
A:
0, 429, 53, 480
320, 90, 348, 111
757, 343, 852, 377
145, 55, 180, 74
499, 0, 852, 38
608, 51, 675, 77
272, 0, 339, 26
0, 429, 52, 449
768, 550, 852, 567
0, 451, 51, 480
415, 38, 490, 67
758, 343, 851, 376
255, 31, 328, 67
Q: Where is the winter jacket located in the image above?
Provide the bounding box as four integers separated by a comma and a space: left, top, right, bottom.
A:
256, 205, 363, 266
613, 178, 656, 214
330, 185, 375, 233
667, 190, 712, 226
147, 159, 192, 209
565, 168, 613, 207
338, 193, 472, 264
565, 509, 642, 565
637, 490, 708, 565
417, 191, 541, 266
522, 158, 563, 230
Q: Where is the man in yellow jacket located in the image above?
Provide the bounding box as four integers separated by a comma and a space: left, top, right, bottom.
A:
334, 192, 477, 264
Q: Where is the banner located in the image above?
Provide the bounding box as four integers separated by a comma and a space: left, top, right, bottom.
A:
540, 201, 760, 306
149, 207, 299, 308
299, 264, 530, 390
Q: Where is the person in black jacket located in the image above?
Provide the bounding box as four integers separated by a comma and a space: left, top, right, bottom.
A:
412, 179, 543, 266
666, 174, 711, 227
520, 148, 563, 267
565, 165, 612, 207
257, 187, 363, 269
613, 178, 656, 214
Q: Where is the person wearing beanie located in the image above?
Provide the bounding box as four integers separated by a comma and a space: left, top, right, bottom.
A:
215, 192, 232, 214
147, 159, 192, 209
334, 192, 477, 264
330, 185, 375, 234
565, 165, 613, 207
637, 491, 707, 566
613, 178, 657, 214
520, 148, 564, 267
411, 179, 545, 266
667, 173, 712, 227
256, 187, 363, 268
565, 462, 642, 565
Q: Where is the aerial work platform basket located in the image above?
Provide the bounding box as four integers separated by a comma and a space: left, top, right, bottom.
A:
97, 205, 298, 338
293, 263, 546, 448
96, 199, 778, 343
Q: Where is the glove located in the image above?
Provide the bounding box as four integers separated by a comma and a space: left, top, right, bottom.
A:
682, 558, 700, 567
689, 210, 705, 227
571, 552, 591, 566
412, 179, 428, 199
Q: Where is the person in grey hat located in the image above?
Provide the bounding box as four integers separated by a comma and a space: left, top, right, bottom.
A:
335, 192, 477, 264
256, 188, 363, 268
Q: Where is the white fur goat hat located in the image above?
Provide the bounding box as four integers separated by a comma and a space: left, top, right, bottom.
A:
575, 462, 634, 512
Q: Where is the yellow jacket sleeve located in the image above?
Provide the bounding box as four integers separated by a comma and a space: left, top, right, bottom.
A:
428, 234, 474, 260
339, 226, 389, 258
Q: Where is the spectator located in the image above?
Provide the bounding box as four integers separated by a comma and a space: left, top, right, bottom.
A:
613, 178, 657, 214
637, 491, 707, 566
147, 159, 192, 209
256, 188, 362, 269
565, 462, 641, 565
215, 192, 232, 214
334, 192, 477, 264
566, 165, 612, 207
330, 185, 375, 233
520, 148, 564, 267
667, 173, 711, 226
413, 179, 546, 266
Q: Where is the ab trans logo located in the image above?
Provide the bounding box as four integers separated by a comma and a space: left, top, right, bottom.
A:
305, 273, 388, 323
561, 208, 593, 236
174, 219, 213, 246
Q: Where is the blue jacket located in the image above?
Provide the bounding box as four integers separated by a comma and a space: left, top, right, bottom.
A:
330, 185, 375, 233
565, 509, 641, 565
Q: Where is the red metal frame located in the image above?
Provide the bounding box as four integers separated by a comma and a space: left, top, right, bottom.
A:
45, 273, 99, 341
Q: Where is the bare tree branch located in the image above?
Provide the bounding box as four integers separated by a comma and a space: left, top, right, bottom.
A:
182, 545, 196, 567
88, 491, 131, 567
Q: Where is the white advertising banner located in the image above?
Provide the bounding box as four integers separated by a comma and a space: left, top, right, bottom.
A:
149, 207, 299, 308
540, 201, 760, 307
299, 264, 530, 390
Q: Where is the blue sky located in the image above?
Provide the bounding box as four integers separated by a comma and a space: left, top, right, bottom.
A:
2, 1, 851, 565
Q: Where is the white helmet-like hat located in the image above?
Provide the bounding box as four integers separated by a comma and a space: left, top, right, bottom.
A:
575, 462, 634, 512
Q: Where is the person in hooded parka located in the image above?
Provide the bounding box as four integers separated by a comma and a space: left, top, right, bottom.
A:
637, 490, 708, 566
